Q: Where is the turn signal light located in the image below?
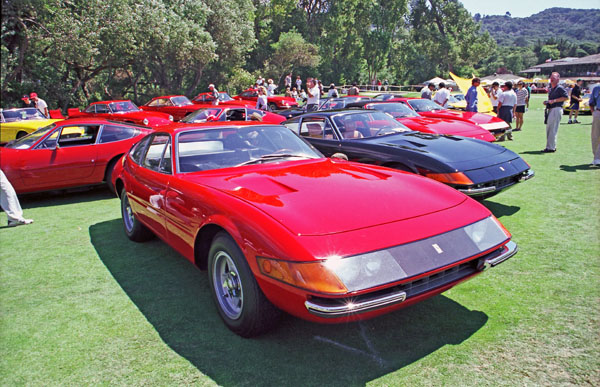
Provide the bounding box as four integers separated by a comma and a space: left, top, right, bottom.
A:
257, 257, 348, 294
417, 168, 474, 185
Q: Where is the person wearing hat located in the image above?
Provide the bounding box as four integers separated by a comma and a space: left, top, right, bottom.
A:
21, 95, 35, 108
568, 79, 583, 124
208, 84, 219, 105
29, 92, 48, 117
327, 83, 339, 98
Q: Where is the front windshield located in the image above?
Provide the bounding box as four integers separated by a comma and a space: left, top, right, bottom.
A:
219, 93, 234, 102
332, 111, 411, 138
407, 99, 445, 112
109, 101, 139, 112
172, 96, 193, 106
182, 108, 223, 123
2, 108, 46, 122
366, 103, 419, 118
453, 94, 465, 101
177, 125, 321, 172
6, 123, 57, 149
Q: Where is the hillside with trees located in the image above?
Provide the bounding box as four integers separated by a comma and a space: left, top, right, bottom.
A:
1, 1, 599, 110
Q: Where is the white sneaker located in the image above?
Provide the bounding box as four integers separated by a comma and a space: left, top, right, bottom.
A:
7, 218, 34, 227
593, 159, 600, 166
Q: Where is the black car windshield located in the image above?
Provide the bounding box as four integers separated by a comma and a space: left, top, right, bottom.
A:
6, 123, 57, 149
172, 96, 193, 106
177, 125, 321, 172
109, 101, 140, 112
332, 111, 411, 138
181, 108, 223, 123
1, 108, 46, 122
407, 99, 445, 112
366, 103, 419, 118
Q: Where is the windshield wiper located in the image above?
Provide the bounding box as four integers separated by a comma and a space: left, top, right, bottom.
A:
236, 153, 311, 166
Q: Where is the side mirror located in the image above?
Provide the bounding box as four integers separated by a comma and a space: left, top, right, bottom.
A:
331, 153, 348, 161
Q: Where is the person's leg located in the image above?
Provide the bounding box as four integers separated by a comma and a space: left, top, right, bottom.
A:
545, 108, 561, 151
592, 110, 600, 164
0, 169, 26, 224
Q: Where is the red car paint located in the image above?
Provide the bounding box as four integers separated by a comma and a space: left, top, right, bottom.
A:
112, 123, 516, 335
69, 100, 173, 127
1, 118, 151, 194
234, 88, 298, 110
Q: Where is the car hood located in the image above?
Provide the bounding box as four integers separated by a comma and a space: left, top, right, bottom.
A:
420, 110, 504, 125
189, 159, 466, 236
398, 117, 494, 141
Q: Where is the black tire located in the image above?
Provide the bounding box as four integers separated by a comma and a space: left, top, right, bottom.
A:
104, 157, 120, 193
120, 189, 153, 242
208, 232, 280, 337
268, 102, 278, 112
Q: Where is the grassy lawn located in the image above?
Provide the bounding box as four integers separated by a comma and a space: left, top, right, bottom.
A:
1, 95, 598, 386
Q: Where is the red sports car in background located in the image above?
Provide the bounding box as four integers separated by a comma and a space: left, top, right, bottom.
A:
68, 100, 174, 127
1, 118, 151, 194
112, 123, 517, 337
192, 92, 254, 107
353, 101, 496, 142
234, 88, 298, 111
390, 97, 510, 139
140, 95, 202, 121
181, 106, 286, 124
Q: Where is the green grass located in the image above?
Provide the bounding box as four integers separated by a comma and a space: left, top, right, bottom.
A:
1, 95, 598, 386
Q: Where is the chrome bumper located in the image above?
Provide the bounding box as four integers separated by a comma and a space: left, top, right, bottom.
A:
482, 241, 518, 269
459, 169, 535, 196
305, 290, 407, 318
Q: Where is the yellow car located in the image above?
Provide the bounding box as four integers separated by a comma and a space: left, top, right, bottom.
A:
563, 93, 591, 115
447, 94, 467, 110
0, 108, 61, 143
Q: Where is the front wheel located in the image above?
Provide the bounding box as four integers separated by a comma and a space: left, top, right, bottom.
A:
268, 102, 278, 112
208, 232, 280, 337
121, 189, 153, 242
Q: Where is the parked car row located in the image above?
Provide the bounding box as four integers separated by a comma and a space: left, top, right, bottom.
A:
1, 91, 533, 337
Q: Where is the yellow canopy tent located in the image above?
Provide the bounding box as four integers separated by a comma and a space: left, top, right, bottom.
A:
449, 72, 494, 113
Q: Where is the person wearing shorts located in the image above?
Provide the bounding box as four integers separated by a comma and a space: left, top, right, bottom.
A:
514, 81, 529, 131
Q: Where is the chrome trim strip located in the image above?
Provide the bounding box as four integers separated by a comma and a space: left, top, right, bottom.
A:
458, 186, 497, 195
483, 241, 518, 269
305, 290, 407, 318
519, 169, 535, 181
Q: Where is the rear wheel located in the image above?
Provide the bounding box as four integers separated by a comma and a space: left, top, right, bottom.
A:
120, 189, 153, 242
268, 102, 278, 112
208, 232, 280, 337
104, 158, 120, 193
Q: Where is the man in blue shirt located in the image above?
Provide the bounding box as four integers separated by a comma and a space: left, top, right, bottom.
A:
465, 78, 480, 112
588, 83, 600, 165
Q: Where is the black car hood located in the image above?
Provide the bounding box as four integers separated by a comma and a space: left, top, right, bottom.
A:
363, 132, 513, 168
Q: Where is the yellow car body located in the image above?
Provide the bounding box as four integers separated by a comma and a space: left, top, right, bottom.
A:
563, 93, 591, 114
0, 108, 61, 143
448, 94, 467, 110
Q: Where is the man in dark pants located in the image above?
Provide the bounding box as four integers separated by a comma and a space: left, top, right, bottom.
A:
568, 79, 583, 124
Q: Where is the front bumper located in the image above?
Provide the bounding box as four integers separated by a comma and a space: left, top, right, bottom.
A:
304, 241, 518, 318
459, 169, 534, 197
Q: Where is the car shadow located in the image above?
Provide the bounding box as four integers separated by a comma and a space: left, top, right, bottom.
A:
18, 185, 114, 209
559, 164, 598, 172
90, 219, 489, 386
481, 200, 520, 218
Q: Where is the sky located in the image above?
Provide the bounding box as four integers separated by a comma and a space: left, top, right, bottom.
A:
459, 0, 600, 18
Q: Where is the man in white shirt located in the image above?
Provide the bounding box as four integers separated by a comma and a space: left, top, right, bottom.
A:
497, 81, 517, 140
306, 78, 320, 111
30, 92, 48, 117
327, 83, 339, 98
433, 83, 449, 107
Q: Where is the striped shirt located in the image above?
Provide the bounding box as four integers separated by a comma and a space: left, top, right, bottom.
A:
516, 88, 528, 106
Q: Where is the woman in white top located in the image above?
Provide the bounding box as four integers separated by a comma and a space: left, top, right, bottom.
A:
267, 79, 277, 96
488, 82, 500, 113
256, 86, 268, 110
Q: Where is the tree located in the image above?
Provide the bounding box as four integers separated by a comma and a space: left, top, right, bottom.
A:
266, 30, 320, 83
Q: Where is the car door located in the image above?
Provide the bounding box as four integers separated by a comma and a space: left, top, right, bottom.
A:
296, 117, 342, 156
126, 133, 172, 239
18, 124, 100, 190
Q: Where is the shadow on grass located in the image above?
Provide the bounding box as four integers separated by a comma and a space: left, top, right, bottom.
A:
18, 185, 114, 209
520, 150, 546, 155
481, 200, 520, 218
559, 164, 598, 172
90, 219, 488, 387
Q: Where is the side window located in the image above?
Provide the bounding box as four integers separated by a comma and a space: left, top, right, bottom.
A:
142, 134, 171, 172
57, 126, 100, 147
130, 136, 152, 165
37, 130, 60, 149
147, 99, 160, 107
299, 118, 335, 139
84, 105, 96, 113
159, 141, 172, 174
225, 109, 246, 121
95, 104, 109, 113
99, 125, 138, 143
